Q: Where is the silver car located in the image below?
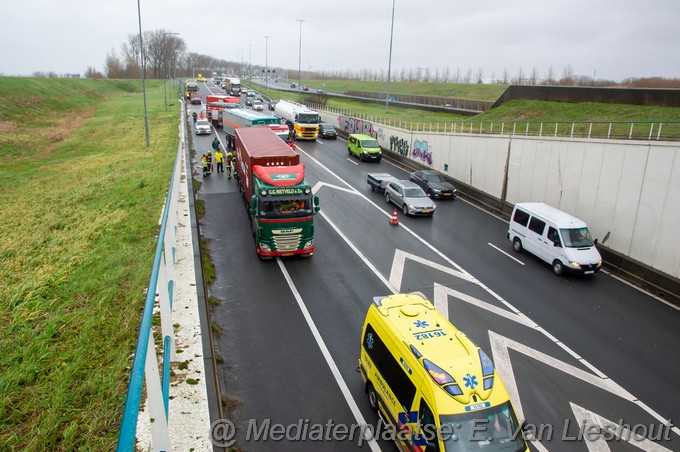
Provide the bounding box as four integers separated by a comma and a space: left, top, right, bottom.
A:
384, 180, 436, 216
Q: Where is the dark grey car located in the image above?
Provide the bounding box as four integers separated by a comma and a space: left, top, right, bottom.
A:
385, 180, 436, 216
318, 123, 337, 139
410, 170, 457, 199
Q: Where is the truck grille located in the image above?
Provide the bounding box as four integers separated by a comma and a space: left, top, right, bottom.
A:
273, 234, 302, 251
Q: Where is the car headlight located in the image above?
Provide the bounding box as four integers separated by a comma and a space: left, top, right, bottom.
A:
433, 189, 441, 193
569, 261, 581, 269
259, 243, 271, 251
304, 240, 314, 249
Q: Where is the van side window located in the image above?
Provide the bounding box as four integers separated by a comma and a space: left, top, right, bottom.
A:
547, 226, 560, 245
528, 217, 546, 235
363, 324, 416, 410
512, 209, 530, 227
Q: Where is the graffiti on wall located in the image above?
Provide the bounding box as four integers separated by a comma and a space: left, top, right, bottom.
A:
412, 139, 433, 165
389, 135, 409, 157
339, 115, 378, 138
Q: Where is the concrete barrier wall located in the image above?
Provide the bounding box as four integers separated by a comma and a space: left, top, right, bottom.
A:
321, 111, 680, 280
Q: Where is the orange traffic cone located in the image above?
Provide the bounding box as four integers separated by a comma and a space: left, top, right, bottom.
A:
390, 208, 399, 225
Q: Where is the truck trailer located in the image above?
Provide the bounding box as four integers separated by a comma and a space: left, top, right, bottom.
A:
222, 108, 283, 149
235, 127, 320, 258
274, 100, 320, 141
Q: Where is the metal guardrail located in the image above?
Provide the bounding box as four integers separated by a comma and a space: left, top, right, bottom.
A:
116, 139, 182, 452
312, 103, 680, 142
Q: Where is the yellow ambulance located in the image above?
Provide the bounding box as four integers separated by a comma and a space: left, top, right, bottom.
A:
358, 293, 529, 451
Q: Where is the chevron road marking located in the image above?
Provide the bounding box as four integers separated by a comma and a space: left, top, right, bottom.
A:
295, 145, 680, 441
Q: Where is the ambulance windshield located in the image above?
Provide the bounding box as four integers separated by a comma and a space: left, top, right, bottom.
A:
439, 402, 526, 451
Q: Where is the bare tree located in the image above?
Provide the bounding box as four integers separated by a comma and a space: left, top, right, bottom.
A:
502, 68, 509, 84
85, 67, 105, 78
104, 49, 125, 78
475, 67, 484, 84
544, 65, 555, 85
453, 68, 461, 83
463, 67, 472, 83
442, 66, 450, 83
529, 67, 539, 85
561, 64, 574, 85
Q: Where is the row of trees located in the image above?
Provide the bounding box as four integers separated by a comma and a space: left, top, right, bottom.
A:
57, 29, 680, 89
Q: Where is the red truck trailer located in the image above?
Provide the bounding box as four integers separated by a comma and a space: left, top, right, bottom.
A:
234, 127, 319, 258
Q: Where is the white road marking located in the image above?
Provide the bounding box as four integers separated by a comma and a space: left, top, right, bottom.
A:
488, 242, 525, 265
570, 403, 673, 451
388, 249, 474, 292
276, 259, 382, 452
294, 145, 679, 440
346, 158, 359, 166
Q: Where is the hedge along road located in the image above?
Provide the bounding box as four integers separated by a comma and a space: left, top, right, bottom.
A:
189, 90, 679, 451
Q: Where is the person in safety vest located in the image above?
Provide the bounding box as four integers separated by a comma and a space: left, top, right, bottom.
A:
226, 152, 234, 180
201, 154, 209, 177
215, 149, 224, 174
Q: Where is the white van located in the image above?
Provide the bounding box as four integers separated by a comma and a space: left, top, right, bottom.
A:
508, 202, 602, 275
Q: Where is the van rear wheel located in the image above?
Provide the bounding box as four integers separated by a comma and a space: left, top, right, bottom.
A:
552, 260, 565, 276
367, 384, 378, 412
512, 238, 523, 253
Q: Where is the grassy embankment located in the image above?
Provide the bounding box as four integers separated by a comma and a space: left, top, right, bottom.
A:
252, 79, 680, 138
0, 77, 179, 449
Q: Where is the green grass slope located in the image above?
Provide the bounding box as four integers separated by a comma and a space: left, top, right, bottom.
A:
0, 77, 179, 449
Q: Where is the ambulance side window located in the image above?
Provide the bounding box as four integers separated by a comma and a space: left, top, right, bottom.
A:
363, 324, 416, 409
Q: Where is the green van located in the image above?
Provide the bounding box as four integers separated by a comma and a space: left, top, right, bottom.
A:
348, 134, 382, 162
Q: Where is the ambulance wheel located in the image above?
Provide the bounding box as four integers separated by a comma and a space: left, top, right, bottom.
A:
367, 384, 378, 413
512, 238, 523, 253
552, 260, 565, 276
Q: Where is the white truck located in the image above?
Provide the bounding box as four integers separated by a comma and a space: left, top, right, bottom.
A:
225, 77, 242, 96
274, 100, 320, 141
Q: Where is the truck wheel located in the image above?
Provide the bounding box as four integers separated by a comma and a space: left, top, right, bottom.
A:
513, 238, 523, 253
385, 193, 390, 204
367, 384, 379, 413
402, 203, 409, 215
552, 260, 565, 276
348, 147, 352, 156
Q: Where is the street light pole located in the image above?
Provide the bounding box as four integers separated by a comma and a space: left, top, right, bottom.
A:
248, 43, 252, 82
296, 19, 305, 95
385, 0, 396, 113
264, 36, 270, 89
136, 0, 149, 147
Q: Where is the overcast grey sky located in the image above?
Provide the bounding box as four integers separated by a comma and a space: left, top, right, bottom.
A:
1, 0, 678, 82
